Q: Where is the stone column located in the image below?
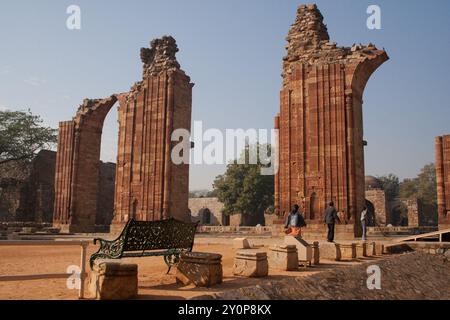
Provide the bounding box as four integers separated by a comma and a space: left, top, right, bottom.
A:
436, 136, 446, 222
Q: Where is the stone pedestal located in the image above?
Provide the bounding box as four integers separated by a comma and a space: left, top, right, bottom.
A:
374, 242, 384, 255
269, 245, 298, 271
312, 241, 320, 265
87, 260, 138, 300
176, 252, 223, 287
356, 242, 367, 258
284, 236, 312, 266
233, 250, 268, 277
367, 242, 376, 256
340, 243, 357, 261
233, 238, 251, 249
320, 242, 341, 261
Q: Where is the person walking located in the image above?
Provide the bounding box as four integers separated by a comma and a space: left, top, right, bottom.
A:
284, 204, 307, 238
360, 206, 368, 241
324, 201, 340, 242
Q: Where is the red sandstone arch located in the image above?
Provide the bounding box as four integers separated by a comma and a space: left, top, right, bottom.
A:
54, 96, 121, 232
274, 4, 389, 238
54, 36, 193, 233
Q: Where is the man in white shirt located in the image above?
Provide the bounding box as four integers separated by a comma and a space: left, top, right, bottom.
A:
360, 206, 368, 241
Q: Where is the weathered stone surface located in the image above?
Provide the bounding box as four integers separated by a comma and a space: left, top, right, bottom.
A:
365, 181, 388, 226
189, 197, 226, 225
0, 150, 56, 223
284, 236, 312, 264
436, 135, 450, 225
269, 245, 298, 271
199, 252, 450, 300
53, 36, 193, 232
374, 242, 384, 255
311, 241, 320, 265
366, 242, 376, 256
355, 242, 367, 258
233, 250, 268, 277
274, 4, 388, 237
176, 252, 223, 287
87, 260, 138, 300
340, 243, 357, 261
320, 242, 341, 261
233, 238, 251, 250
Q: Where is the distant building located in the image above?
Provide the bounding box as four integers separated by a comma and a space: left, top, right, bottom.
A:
364, 176, 437, 227
188, 197, 228, 226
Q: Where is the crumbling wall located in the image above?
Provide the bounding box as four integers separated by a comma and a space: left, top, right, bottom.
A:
0, 150, 55, 222
365, 189, 388, 226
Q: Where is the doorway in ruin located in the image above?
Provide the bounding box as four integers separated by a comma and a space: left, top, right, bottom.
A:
199, 208, 212, 225
365, 199, 376, 227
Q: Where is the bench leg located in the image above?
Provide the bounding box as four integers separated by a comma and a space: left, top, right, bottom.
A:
163, 255, 174, 274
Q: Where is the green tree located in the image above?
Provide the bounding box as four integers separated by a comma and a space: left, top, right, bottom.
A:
213, 144, 274, 224
377, 174, 400, 201
0, 109, 57, 165
399, 163, 437, 206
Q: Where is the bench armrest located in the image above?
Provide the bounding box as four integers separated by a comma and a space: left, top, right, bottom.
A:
90, 236, 125, 269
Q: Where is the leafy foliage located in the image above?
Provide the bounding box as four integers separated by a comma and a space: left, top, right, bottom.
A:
213, 144, 274, 220
399, 163, 437, 206
0, 109, 57, 165
377, 174, 400, 201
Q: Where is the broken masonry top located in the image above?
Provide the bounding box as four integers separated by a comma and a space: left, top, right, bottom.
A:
140, 35, 181, 76
283, 4, 388, 82
286, 4, 330, 52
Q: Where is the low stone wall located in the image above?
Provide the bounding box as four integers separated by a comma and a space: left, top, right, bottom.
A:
385, 242, 450, 255
368, 226, 437, 236
194, 252, 450, 300
197, 226, 272, 234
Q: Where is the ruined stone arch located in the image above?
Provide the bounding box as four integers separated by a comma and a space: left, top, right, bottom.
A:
53, 36, 193, 233
273, 4, 388, 237
53, 96, 120, 232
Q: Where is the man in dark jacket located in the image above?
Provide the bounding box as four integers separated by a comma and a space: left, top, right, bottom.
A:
324, 202, 340, 242
284, 204, 306, 237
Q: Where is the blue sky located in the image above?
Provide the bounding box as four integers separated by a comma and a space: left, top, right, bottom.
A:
0, 0, 449, 190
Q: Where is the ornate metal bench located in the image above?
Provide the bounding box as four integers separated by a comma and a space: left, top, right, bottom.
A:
90, 218, 198, 273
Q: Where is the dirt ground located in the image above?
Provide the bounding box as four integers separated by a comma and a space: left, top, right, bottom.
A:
0, 242, 376, 300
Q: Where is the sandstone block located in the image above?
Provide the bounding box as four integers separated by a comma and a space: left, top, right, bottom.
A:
233, 238, 251, 249
374, 242, 384, 255
176, 252, 223, 287
312, 241, 320, 265
366, 242, 376, 256
284, 236, 312, 264
233, 250, 268, 277
269, 245, 298, 271
320, 242, 341, 261
356, 242, 367, 258
87, 260, 138, 300
340, 243, 357, 261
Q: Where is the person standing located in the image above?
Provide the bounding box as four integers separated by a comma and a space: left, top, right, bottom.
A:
284, 204, 307, 238
324, 202, 340, 242
360, 206, 368, 241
